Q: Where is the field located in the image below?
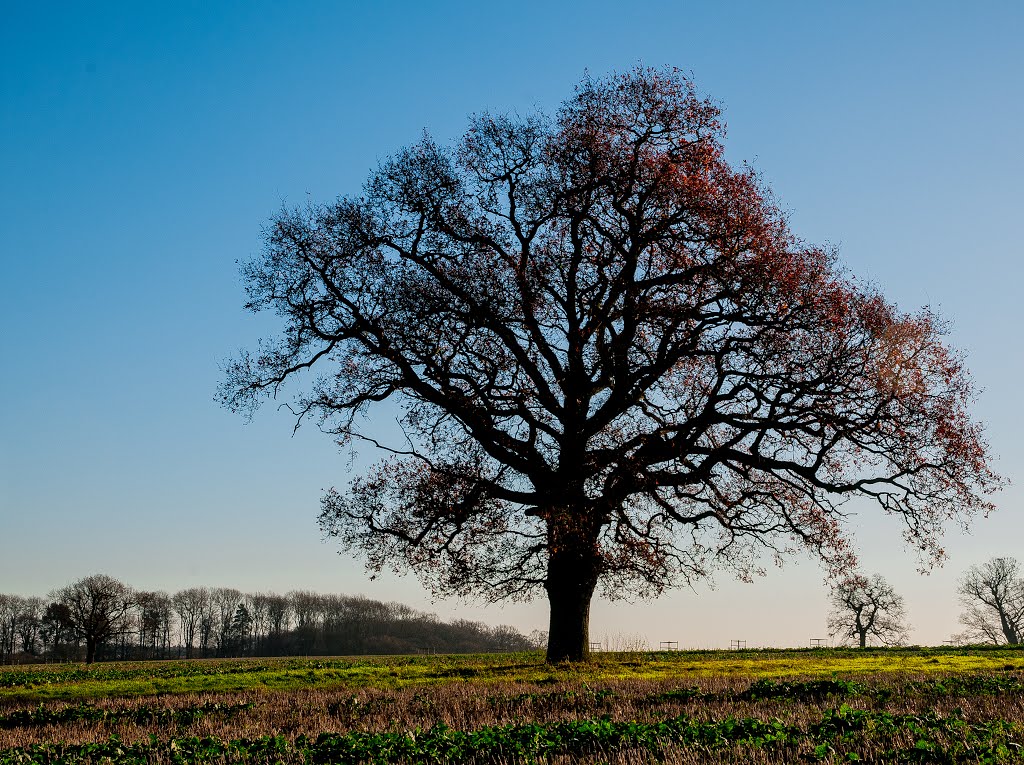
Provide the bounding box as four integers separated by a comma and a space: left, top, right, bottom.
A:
2, 647, 1023, 763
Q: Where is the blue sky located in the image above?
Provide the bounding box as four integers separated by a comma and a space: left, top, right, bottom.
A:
2, 1, 1022, 647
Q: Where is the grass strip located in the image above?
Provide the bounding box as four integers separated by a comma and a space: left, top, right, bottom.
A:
0, 702, 254, 729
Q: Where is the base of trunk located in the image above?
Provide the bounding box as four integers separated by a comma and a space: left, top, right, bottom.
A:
546, 616, 590, 662
544, 565, 597, 662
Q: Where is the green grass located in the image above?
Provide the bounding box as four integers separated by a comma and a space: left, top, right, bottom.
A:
2, 646, 1021, 703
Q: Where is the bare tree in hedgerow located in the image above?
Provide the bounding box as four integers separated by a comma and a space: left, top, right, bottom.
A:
957, 557, 1024, 645
220, 67, 1001, 662
52, 574, 134, 664
171, 587, 209, 659
827, 574, 909, 648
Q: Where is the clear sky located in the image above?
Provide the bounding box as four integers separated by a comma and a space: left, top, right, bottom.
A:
2, 1, 1022, 648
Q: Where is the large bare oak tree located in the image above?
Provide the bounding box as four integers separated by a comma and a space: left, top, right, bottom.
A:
221, 68, 999, 661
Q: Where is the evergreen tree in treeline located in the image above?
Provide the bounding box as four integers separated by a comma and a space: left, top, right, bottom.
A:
0, 575, 536, 664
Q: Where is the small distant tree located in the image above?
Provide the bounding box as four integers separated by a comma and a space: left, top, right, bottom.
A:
489, 623, 535, 652
135, 591, 173, 658
827, 574, 908, 648
198, 599, 217, 658
210, 587, 242, 656
0, 595, 19, 664
528, 629, 549, 651
246, 593, 270, 655
40, 602, 75, 659
957, 557, 1024, 645
264, 593, 291, 651
171, 587, 209, 659
225, 603, 253, 655
52, 574, 134, 663
15, 597, 44, 656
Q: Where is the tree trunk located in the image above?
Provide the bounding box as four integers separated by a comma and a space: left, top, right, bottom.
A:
998, 611, 1018, 645
85, 638, 97, 664
544, 533, 600, 663
859, 632, 866, 649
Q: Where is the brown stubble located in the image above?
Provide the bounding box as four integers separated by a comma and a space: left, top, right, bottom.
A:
3, 671, 1024, 751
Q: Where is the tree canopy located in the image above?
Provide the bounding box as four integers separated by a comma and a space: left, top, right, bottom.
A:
51, 574, 134, 664
222, 67, 1000, 661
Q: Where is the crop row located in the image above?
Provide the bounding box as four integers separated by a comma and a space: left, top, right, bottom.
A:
0, 702, 254, 729
748, 673, 1024, 701
0, 706, 1021, 764
0, 656, 466, 690
485, 673, 1024, 710
737, 674, 1024, 702
3, 673, 1021, 731
0, 666, 254, 689
0, 659, 385, 689
5, 648, 1022, 689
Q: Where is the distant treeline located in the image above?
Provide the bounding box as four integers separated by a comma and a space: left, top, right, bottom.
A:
0, 575, 540, 664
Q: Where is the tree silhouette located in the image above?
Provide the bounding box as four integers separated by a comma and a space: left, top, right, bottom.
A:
957, 557, 1024, 645
40, 602, 75, 659
51, 574, 134, 664
827, 574, 908, 648
171, 587, 209, 659
222, 67, 1000, 661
